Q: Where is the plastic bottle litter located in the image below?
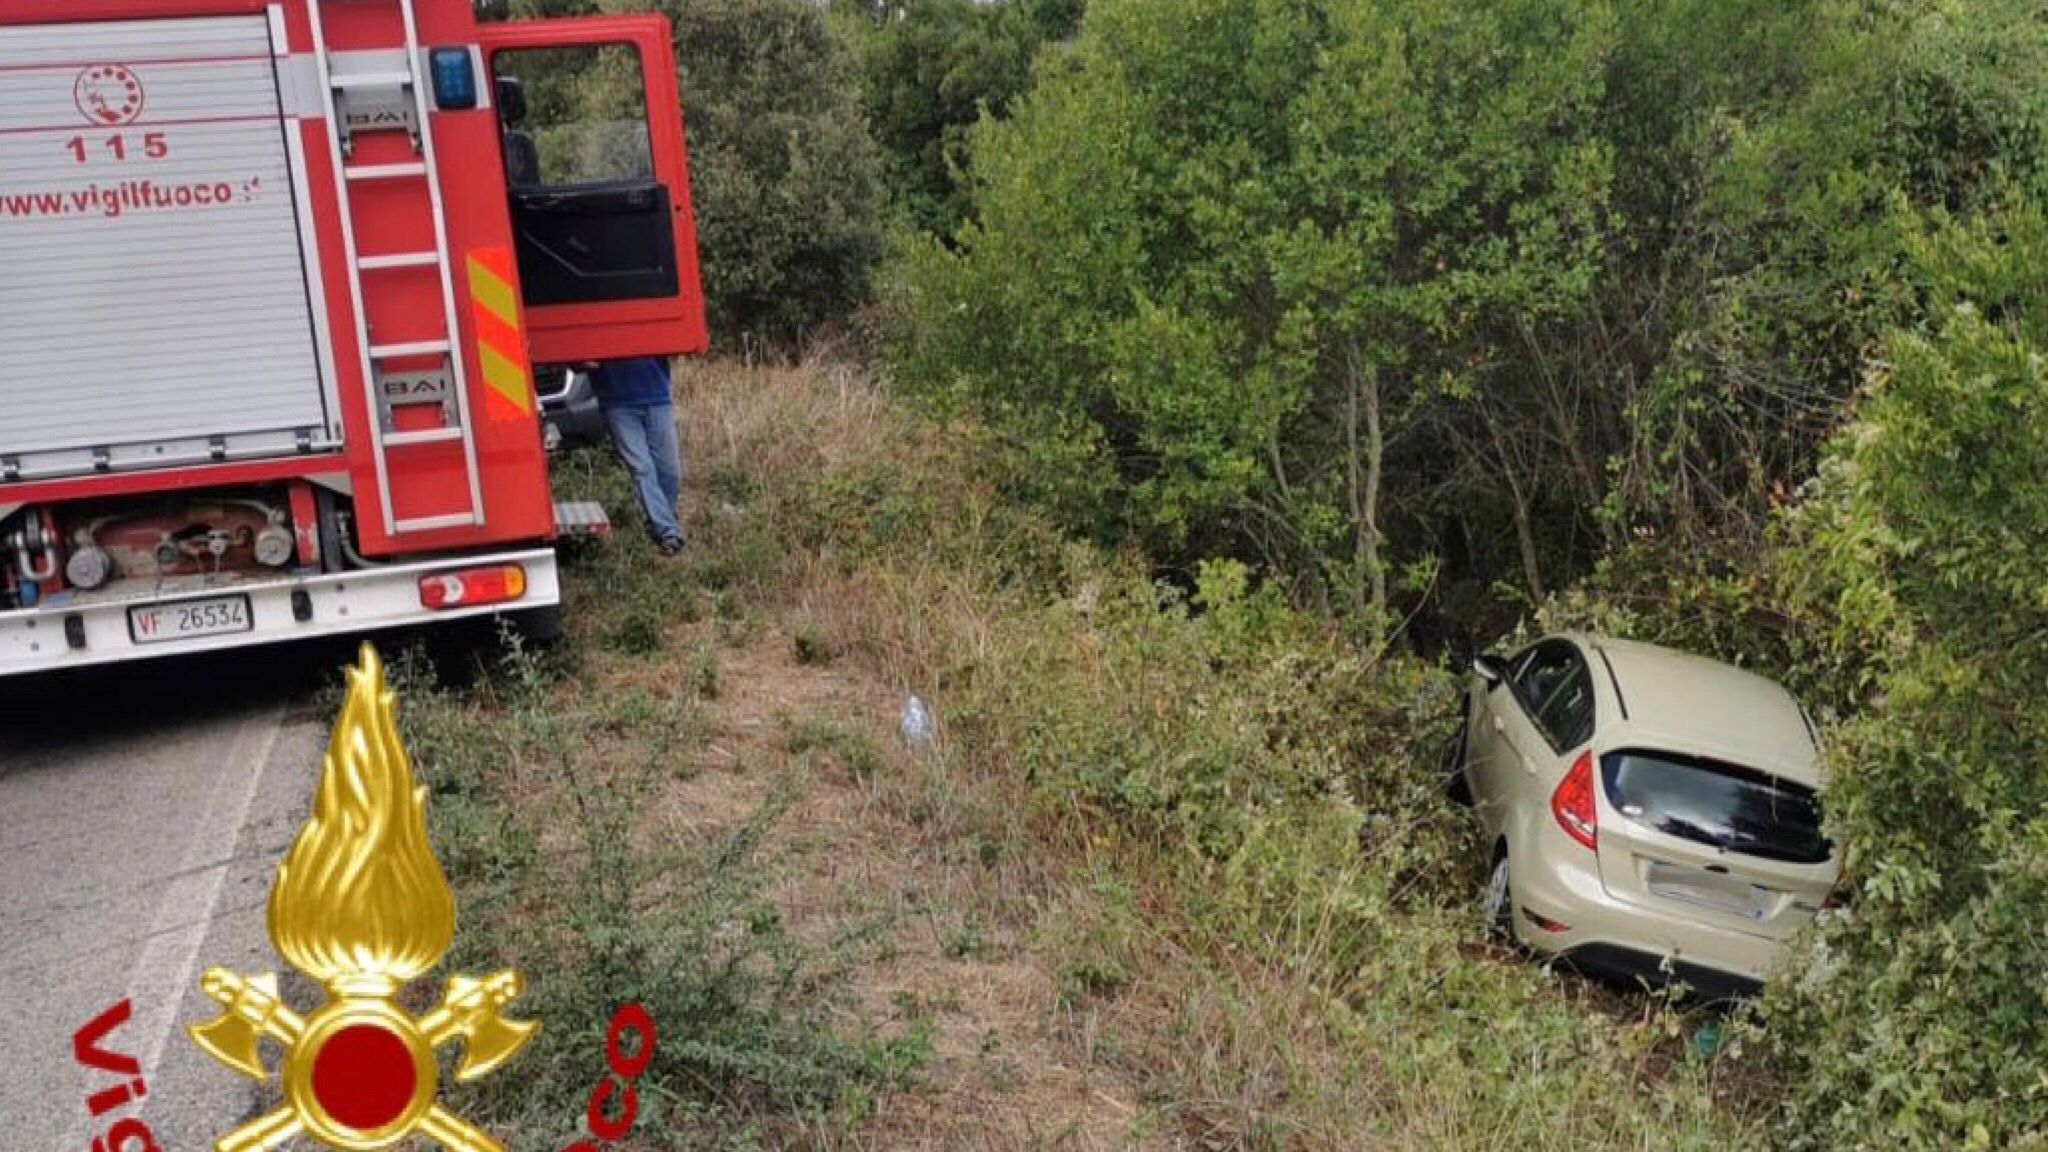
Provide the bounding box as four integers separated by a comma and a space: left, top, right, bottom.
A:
1690, 1022, 1723, 1059
900, 695, 934, 751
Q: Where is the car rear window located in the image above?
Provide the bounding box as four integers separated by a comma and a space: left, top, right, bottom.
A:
1601, 749, 1830, 864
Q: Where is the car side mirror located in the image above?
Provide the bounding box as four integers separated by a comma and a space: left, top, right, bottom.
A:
1472, 653, 1508, 689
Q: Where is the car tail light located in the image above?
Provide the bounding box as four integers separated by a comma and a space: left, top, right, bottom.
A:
419, 564, 527, 610
1551, 750, 1598, 850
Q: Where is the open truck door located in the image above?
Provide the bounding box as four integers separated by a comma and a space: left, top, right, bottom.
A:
479, 15, 707, 364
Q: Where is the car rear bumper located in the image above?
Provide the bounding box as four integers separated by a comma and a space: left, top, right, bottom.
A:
1556, 943, 1762, 1002
1506, 834, 1794, 997
538, 365, 606, 446
0, 548, 559, 677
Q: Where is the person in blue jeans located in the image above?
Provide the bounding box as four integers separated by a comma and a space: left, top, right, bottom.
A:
585, 357, 685, 554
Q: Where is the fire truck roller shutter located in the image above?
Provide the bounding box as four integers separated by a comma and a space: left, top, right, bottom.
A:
0, 15, 333, 482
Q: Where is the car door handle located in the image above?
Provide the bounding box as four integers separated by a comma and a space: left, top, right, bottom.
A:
1492, 716, 1506, 733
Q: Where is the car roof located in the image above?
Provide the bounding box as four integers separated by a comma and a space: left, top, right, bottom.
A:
1577, 635, 1822, 788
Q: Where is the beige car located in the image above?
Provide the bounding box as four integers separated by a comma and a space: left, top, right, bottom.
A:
1446, 633, 1837, 999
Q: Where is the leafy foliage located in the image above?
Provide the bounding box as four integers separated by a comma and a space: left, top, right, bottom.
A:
1578, 0, 2048, 547
885, 0, 1617, 632
885, 0, 2048, 630
1761, 195, 2048, 1150
670, 0, 885, 344
834, 0, 1083, 237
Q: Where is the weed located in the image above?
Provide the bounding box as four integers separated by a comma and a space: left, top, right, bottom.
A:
684, 639, 720, 699
607, 604, 668, 655
708, 462, 756, 507
790, 624, 830, 666
942, 915, 985, 960
785, 718, 882, 782
1056, 957, 1130, 1010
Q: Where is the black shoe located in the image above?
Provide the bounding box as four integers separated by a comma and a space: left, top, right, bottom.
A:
658, 537, 686, 557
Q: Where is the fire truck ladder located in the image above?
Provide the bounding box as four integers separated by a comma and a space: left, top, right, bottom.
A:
309, 0, 486, 538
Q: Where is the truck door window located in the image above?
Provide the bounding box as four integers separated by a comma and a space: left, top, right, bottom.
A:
492, 44, 678, 307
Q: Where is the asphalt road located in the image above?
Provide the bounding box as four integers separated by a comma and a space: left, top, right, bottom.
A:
0, 645, 352, 1152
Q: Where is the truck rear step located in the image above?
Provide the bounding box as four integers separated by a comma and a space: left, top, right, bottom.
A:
552, 500, 611, 538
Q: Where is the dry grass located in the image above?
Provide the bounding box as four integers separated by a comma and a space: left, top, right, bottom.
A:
568, 354, 1162, 1149
620, 607, 1159, 1151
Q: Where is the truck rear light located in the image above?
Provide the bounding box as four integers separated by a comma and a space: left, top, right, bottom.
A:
418, 564, 526, 610
1551, 750, 1598, 851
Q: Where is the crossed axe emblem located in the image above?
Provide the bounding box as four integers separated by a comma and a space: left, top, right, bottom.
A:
190, 967, 534, 1152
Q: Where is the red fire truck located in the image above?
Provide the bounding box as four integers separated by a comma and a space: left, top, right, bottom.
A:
0, 0, 707, 675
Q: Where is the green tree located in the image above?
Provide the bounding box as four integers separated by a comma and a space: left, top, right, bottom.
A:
885, 0, 1615, 634
1552, 0, 2048, 554
836, 0, 1082, 237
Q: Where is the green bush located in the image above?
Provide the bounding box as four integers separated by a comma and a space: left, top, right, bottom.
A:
882, 0, 2048, 628
1581, 0, 2048, 549
835, 0, 1082, 237
672, 0, 886, 344
1762, 195, 2048, 1151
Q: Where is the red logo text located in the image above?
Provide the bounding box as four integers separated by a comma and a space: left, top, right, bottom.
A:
564, 1004, 656, 1151
74, 64, 146, 127
74, 1000, 162, 1152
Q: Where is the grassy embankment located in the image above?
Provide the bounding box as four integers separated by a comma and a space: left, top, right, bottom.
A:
394, 356, 1765, 1150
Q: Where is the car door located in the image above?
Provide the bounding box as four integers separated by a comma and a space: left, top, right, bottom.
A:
1479, 641, 1592, 824
1466, 644, 1535, 830
478, 16, 708, 364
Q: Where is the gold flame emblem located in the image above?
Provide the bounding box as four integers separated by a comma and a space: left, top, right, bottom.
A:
188, 644, 534, 1152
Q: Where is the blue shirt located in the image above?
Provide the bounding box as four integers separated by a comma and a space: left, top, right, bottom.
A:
589, 357, 673, 410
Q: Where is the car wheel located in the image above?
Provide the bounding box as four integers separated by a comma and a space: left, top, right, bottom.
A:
1482, 849, 1514, 939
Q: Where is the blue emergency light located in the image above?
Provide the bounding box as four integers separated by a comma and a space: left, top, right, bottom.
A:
429, 47, 477, 110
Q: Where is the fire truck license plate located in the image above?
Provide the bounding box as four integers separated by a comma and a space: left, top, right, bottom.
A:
129, 595, 254, 644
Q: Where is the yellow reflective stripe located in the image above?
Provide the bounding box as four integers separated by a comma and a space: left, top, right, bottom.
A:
467, 255, 520, 331
479, 342, 530, 412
